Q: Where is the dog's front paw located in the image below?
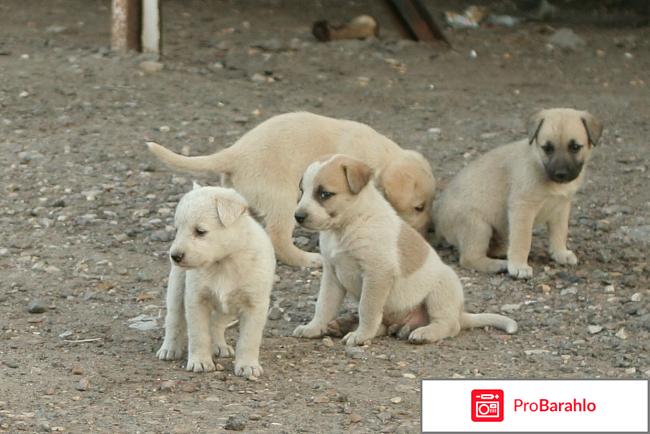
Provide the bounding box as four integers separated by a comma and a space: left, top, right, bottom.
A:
341, 330, 372, 346
157, 342, 184, 361
234, 362, 263, 378
213, 344, 235, 358
186, 354, 215, 373
293, 323, 327, 338
551, 249, 578, 265
508, 262, 533, 279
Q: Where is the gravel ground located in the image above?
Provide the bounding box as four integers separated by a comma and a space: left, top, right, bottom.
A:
0, 0, 648, 432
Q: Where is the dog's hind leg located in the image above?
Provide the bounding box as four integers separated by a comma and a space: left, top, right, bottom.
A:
157, 265, 187, 360
266, 212, 321, 268
458, 218, 507, 273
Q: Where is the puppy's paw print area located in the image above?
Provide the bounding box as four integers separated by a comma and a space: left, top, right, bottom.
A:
551, 249, 578, 265
156, 345, 185, 361
213, 344, 235, 358
186, 355, 216, 373
292, 324, 327, 338
235, 363, 263, 378
507, 263, 533, 279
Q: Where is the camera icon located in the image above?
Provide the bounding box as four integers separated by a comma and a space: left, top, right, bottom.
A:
471, 389, 504, 422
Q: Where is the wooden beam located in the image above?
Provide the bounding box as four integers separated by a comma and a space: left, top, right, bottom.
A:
111, 0, 142, 51
142, 0, 161, 56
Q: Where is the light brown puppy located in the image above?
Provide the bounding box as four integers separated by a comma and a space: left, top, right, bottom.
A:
147, 112, 436, 268
292, 155, 517, 345
433, 108, 603, 279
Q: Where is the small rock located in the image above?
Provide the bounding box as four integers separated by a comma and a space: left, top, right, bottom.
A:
313, 395, 330, 403
159, 380, 177, 392
560, 287, 578, 296
28, 300, 47, 314
294, 236, 310, 247
0, 248, 8, 256
390, 397, 402, 404
50, 199, 66, 208
624, 367, 636, 375
630, 292, 641, 302
402, 373, 416, 379
76, 378, 89, 391
604, 285, 615, 293
345, 347, 365, 359
139, 61, 164, 73
149, 229, 174, 242
180, 382, 198, 393
525, 349, 550, 356
500, 303, 521, 312
615, 328, 628, 340
251, 73, 266, 83
71, 366, 84, 375
267, 306, 282, 320
548, 28, 585, 50
350, 413, 362, 423
322, 336, 334, 347
587, 325, 603, 334
224, 414, 246, 431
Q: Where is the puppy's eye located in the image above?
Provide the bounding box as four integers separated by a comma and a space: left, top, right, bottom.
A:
568, 141, 583, 153
319, 190, 335, 200
541, 142, 554, 155
194, 227, 207, 237
414, 203, 426, 212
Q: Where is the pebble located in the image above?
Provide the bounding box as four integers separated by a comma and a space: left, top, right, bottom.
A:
28, 299, 47, 314
624, 367, 636, 375
390, 396, 402, 404
267, 306, 282, 320
76, 378, 89, 391
345, 347, 365, 359
139, 61, 164, 73
149, 229, 174, 242
251, 73, 266, 83
350, 413, 363, 423
587, 325, 603, 334
548, 28, 586, 50
604, 285, 616, 293
71, 366, 84, 375
322, 336, 334, 347
0, 248, 8, 256
500, 303, 521, 312
224, 414, 247, 431
630, 292, 641, 302
402, 373, 416, 379
560, 287, 578, 296
294, 236, 310, 247
159, 380, 177, 392
615, 328, 628, 340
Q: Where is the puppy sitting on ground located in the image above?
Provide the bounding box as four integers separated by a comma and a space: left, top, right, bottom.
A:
292, 155, 517, 345
147, 112, 436, 268
156, 184, 275, 377
433, 108, 602, 279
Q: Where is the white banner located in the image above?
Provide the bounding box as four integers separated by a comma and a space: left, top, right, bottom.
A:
422, 379, 648, 432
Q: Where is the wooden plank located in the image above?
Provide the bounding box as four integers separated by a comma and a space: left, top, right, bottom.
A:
111, 0, 142, 51
142, 0, 161, 56
386, 0, 450, 46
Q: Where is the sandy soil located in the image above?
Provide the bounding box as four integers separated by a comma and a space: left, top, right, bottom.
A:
0, 0, 648, 432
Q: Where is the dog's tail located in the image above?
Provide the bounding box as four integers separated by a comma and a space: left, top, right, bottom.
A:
146, 141, 234, 174
460, 312, 518, 334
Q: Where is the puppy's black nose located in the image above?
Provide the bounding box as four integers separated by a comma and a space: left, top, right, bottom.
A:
170, 252, 184, 263
294, 211, 307, 224
553, 170, 568, 182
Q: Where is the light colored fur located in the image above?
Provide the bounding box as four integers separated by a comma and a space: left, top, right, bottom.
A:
147, 112, 435, 268
156, 184, 275, 378
292, 155, 517, 345
433, 108, 602, 279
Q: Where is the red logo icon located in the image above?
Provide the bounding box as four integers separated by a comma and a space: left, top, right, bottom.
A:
471, 389, 504, 422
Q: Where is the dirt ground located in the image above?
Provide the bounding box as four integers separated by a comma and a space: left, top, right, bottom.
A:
0, 0, 648, 432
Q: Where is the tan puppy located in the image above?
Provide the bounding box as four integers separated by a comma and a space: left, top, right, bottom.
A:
433, 108, 603, 279
292, 155, 517, 345
156, 184, 275, 377
147, 112, 436, 268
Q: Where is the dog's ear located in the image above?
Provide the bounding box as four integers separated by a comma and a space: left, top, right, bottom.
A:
379, 163, 414, 210
527, 110, 546, 145
192, 181, 202, 190
342, 159, 372, 194
215, 197, 247, 227
580, 111, 603, 147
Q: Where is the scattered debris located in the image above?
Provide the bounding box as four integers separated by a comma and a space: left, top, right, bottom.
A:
313, 15, 378, 42
127, 314, 158, 331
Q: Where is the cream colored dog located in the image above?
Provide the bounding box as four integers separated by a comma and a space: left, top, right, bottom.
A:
156, 184, 275, 378
433, 108, 602, 279
291, 155, 517, 345
147, 112, 436, 268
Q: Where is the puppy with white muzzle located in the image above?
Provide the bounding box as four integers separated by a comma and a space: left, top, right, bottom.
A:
292, 155, 517, 345
156, 184, 275, 377
433, 108, 603, 279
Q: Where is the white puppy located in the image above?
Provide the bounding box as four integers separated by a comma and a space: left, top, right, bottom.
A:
156, 184, 275, 377
292, 155, 517, 345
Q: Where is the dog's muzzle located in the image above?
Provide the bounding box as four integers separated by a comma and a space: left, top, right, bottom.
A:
170, 251, 185, 264
294, 211, 308, 224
